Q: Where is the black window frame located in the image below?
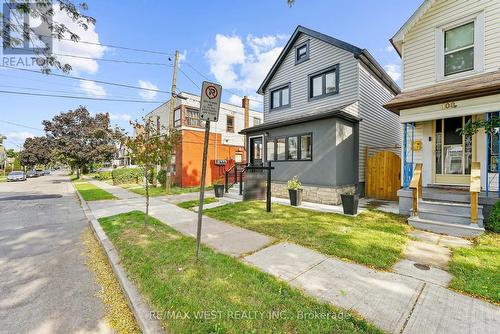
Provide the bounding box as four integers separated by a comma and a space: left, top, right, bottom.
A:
295, 40, 310, 65
308, 64, 339, 101
226, 114, 235, 133
269, 83, 291, 111
265, 133, 313, 162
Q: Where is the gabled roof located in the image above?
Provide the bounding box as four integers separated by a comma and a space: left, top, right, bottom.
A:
257, 25, 400, 95
390, 0, 436, 56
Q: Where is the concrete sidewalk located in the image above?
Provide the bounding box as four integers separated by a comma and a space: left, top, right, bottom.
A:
85, 181, 500, 334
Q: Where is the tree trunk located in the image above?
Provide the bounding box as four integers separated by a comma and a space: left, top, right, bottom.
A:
144, 166, 149, 227
76, 166, 81, 179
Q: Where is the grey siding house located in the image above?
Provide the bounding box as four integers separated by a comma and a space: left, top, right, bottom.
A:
241, 26, 401, 204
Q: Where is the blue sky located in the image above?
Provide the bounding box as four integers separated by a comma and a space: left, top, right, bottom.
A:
0, 0, 422, 150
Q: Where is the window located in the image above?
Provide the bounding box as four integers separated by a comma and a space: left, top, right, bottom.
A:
309, 65, 339, 100
253, 117, 261, 126
287, 136, 298, 160
270, 84, 290, 110
266, 139, 275, 161
300, 134, 312, 160
488, 113, 500, 173
444, 22, 474, 76
173, 108, 181, 127
226, 115, 234, 133
295, 41, 309, 64
185, 108, 203, 127
276, 137, 286, 160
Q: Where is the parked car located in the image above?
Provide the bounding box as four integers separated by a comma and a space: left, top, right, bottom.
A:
35, 169, 45, 176
43, 169, 51, 175
26, 170, 38, 178
7, 171, 26, 182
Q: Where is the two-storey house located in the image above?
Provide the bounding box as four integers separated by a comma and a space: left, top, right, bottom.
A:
241, 26, 401, 205
385, 0, 500, 236
145, 92, 262, 187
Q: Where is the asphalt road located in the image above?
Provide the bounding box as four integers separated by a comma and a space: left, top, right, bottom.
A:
0, 171, 111, 334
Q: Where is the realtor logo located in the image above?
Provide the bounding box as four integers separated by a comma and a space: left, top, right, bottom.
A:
2, 2, 53, 55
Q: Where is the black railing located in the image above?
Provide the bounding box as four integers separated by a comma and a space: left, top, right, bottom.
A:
225, 164, 238, 192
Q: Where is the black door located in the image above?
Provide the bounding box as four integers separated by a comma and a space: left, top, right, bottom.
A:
249, 137, 263, 166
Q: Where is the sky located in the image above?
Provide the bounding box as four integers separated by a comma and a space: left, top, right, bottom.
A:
0, 0, 422, 150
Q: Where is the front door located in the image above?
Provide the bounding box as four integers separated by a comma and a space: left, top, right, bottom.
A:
434, 116, 473, 185
249, 137, 263, 166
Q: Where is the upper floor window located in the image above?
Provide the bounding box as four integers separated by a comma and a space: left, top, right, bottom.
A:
295, 41, 309, 64
270, 84, 290, 110
309, 65, 339, 100
444, 22, 474, 76
226, 115, 234, 133
185, 108, 204, 127
173, 108, 181, 127
437, 13, 484, 80
253, 117, 261, 126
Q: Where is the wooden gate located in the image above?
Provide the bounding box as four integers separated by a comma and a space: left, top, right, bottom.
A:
365, 150, 401, 201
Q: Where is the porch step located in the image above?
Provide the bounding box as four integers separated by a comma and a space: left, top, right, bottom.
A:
408, 216, 485, 237
419, 200, 482, 217
422, 188, 470, 203
418, 209, 483, 226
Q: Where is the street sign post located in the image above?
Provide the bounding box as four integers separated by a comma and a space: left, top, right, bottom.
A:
196, 81, 222, 258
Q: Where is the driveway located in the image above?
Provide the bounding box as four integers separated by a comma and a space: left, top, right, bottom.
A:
0, 171, 110, 334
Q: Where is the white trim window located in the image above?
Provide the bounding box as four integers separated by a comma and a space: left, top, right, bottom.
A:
436, 12, 484, 80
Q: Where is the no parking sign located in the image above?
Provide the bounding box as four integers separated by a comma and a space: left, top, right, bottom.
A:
200, 81, 222, 122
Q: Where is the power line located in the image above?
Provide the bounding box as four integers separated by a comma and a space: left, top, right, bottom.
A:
0, 65, 171, 94
0, 119, 44, 131
51, 53, 172, 66
0, 90, 166, 103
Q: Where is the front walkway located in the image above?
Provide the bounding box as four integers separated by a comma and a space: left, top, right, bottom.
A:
83, 182, 500, 334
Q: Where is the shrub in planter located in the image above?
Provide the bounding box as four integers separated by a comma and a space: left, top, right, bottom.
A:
486, 200, 500, 232
341, 189, 359, 215
287, 176, 303, 206
111, 167, 143, 185
213, 178, 225, 198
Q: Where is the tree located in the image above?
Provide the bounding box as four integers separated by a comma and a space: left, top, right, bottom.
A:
460, 116, 500, 137
1, 0, 95, 73
43, 106, 123, 178
127, 118, 180, 226
19, 136, 52, 168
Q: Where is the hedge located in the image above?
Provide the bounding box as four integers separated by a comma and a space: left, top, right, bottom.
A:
112, 167, 143, 185
486, 200, 500, 233
95, 171, 112, 181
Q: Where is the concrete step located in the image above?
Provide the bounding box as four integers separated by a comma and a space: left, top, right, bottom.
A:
408, 216, 485, 237
418, 209, 483, 226
419, 200, 482, 217
422, 189, 470, 203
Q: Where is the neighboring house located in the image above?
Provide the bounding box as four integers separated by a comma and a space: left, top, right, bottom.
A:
0, 142, 6, 172
145, 92, 262, 187
384, 0, 500, 235
111, 142, 131, 168
241, 25, 401, 205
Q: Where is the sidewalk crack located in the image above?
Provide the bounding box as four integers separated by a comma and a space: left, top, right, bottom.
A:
288, 257, 328, 283
400, 282, 426, 334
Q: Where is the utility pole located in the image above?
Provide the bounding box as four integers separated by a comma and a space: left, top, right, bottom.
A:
166, 50, 180, 191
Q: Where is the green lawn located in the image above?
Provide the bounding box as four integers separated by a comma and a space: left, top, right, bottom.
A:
74, 182, 117, 201
99, 211, 382, 334
449, 233, 500, 303
116, 183, 212, 197
0, 176, 6, 183
205, 201, 410, 270
177, 197, 218, 209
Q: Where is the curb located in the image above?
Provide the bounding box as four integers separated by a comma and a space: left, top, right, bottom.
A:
72, 182, 165, 334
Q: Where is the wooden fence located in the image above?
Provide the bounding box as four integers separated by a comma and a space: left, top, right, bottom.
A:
365, 147, 401, 201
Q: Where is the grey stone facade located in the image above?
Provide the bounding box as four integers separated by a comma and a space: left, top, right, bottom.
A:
272, 181, 356, 205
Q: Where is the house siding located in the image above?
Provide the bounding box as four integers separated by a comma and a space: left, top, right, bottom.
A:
358, 63, 401, 183
263, 33, 359, 122
403, 0, 500, 91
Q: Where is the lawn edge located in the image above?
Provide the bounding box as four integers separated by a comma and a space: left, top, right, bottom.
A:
71, 180, 165, 334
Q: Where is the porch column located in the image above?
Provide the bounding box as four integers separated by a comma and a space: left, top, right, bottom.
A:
486, 113, 489, 195
403, 122, 415, 188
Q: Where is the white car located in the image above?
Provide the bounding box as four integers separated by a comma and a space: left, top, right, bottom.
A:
7, 171, 27, 182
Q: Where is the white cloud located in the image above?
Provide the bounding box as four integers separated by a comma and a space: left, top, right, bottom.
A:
205, 33, 286, 93
384, 63, 401, 82
51, 7, 106, 74
386, 45, 395, 53
6, 131, 34, 145
109, 113, 132, 121
79, 80, 107, 97
179, 50, 187, 62
138, 80, 159, 101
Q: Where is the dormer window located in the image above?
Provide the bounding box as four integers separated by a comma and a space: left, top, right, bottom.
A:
444, 22, 474, 76
295, 41, 309, 64
437, 13, 484, 80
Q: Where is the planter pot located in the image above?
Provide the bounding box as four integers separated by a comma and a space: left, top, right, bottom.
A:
288, 189, 303, 206
214, 184, 225, 198
341, 194, 359, 215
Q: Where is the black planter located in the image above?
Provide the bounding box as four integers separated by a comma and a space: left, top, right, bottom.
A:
341, 194, 359, 215
214, 184, 225, 198
288, 189, 303, 206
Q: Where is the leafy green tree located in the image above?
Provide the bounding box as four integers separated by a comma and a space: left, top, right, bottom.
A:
43, 106, 123, 178
1, 0, 95, 73
19, 136, 52, 168
127, 118, 180, 226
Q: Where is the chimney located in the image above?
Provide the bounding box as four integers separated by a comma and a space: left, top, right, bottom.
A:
242, 96, 250, 129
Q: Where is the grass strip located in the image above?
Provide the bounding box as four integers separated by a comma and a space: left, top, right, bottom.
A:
75, 181, 117, 201
177, 197, 217, 209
